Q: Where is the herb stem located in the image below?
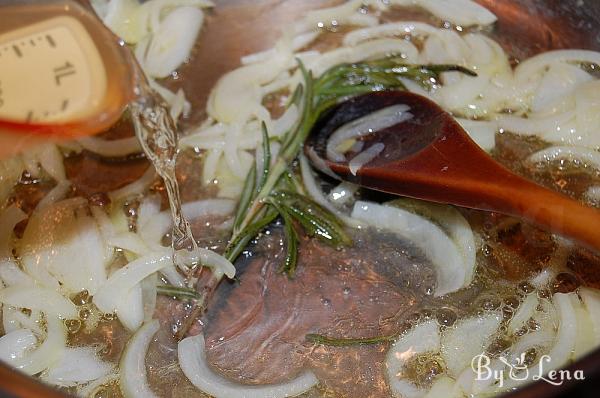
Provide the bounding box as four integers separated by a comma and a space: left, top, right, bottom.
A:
305, 333, 397, 346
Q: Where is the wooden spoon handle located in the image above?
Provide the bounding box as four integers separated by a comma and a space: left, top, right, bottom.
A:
494, 179, 600, 251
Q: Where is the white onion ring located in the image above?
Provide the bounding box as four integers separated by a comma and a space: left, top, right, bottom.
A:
352, 201, 473, 296
178, 333, 318, 398
0, 286, 78, 319
326, 104, 412, 162
528, 145, 600, 170
78, 136, 142, 158
119, 319, 160, 398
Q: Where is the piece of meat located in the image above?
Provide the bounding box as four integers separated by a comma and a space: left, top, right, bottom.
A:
202, 229, 434, 397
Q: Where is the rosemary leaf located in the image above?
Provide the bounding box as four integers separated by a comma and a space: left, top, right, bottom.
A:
273, 190, 351, 246
306, 333, 396, 346
233, 162, 257, 233
225, 206, 279, 262
157, 285, 201, 301
276, 204, 299, 277
287, 83, 304, 108
256, 122, 271, 194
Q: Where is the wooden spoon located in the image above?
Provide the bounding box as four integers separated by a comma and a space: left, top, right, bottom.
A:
305, 90, 600, 251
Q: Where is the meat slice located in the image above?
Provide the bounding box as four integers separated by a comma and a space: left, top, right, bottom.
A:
203, 229, 434, 396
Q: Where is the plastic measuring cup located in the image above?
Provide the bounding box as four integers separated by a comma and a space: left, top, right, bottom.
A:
0, 0, 139, 157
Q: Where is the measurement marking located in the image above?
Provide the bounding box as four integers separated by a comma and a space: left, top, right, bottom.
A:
26, 111, 33, 123
12, 45, 22, 58
61, 99, 69, 111
46, 34, 56, 48
54, 61, 77, 85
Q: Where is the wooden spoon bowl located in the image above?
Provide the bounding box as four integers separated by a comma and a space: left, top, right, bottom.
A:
305, 90, 600, 251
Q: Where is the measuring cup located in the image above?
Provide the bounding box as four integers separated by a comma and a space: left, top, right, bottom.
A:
0, 0, 139, 157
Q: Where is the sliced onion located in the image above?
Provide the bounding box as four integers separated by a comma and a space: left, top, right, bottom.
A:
308, 39, 420, 77
35, 181, 72, 212
119, 319, 160, 398
390, 199, 476, 287
392, 0, 497, 27
299, 154, 361, 228
386, 320, 441, 398
456, 118, 497, 151
12, 315, 67, 375
109, 232, 150, 257
0, 205, 27, 260
2, 307, 42, 335
0, 155, 24, 206
586, 186, 600, 204
424, 376, 456, 398
36, 144, 67, 182
296, 0, 378, 33
326, 104, 412, 162
343, 21, 440, 47
208, 52, 290, 124
140, 6, 203, 78
515, 50, 600, 85
496, 110, 576, 137
328, 182, 359, 206
508, 293, 538, 334
102, 0, 149, 44
0, 328, 37, 363
178, 333, 318, 398
109, 166, 156, 202
528, 145, 600, 170
149, 80, 191, 121
0, 286, 78, 319
174, 247, 236, 279
77, 136, 142, 157
579, 287, 600, 345
440, 312, 502, 377
526, 293, 576, 375
93, 251, 171, 317
352, 201, 473, 296
570, 293, 596, 358
43, 347, 113, 387
349, 143, 385, 176
574, 80, 600, 148
115, 282, 145, 332
20, 198, 108, 295
141, 273, 158, 322
531, 62, 592, 113
0, 260, 35, 288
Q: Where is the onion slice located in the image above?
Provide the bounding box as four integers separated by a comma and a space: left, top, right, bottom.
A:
528, 145, 600, 170
119, 319, 160, 398
0, 286, 78, 319
0, 328, 37, 364
386, 320, 441, 398
43, 347, 113, 387
326, 104, 412, 162
440, 312, 502, 377
178, 333, 318, 398
93, 250, 171, 317
12, 315, 67, 375
352, 201, 474, 296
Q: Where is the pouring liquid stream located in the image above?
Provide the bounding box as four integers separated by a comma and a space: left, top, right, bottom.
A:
130, 80, 200, 267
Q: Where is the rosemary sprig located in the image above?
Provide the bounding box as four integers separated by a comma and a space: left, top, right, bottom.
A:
306, 333, 397, 346
175, 57, 476, 339
224, 58, 477, 276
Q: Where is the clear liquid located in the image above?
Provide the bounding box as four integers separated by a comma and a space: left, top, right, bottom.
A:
130, 80, 199, 269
